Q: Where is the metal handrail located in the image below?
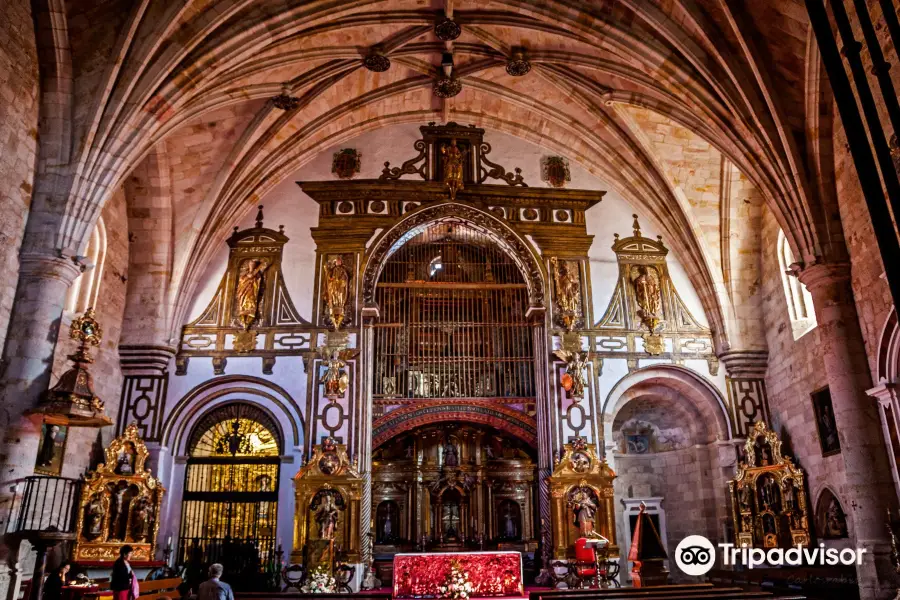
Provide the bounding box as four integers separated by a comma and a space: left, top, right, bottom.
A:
3, 475, 82, 535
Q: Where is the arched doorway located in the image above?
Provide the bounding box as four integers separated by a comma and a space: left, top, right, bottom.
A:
178, 403, 282, 589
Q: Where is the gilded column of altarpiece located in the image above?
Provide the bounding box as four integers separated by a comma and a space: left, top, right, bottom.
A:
72, 424, 165, 562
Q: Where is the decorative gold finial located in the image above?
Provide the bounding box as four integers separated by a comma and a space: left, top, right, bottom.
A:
632, 214, 642, 238
70, 307, 103, 363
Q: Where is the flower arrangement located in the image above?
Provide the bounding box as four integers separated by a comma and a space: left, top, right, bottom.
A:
301, 565, 336, 594
439, 559, 473, 599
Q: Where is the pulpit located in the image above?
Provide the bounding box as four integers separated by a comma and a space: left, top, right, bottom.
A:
628, 503, 668, 587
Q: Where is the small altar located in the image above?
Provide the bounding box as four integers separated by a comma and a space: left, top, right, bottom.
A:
393, 551, 523, 598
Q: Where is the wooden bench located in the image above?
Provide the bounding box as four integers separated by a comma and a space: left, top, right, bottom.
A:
708, 567, 857, 600
235, 593, 391, 600
530, 584, 715, 599
83, 577, 182, 600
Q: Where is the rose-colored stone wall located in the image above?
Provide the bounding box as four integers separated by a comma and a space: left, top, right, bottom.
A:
50, 187, 129, 477
760, 206, 841, 518
0, 0, 38, 351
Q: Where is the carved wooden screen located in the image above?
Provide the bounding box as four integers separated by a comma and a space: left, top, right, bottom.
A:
373, 221, 534, 401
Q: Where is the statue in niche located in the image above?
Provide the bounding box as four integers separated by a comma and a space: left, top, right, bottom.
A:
130, 495, 153, 541
502, 503, 519, 539
323, 256, 350, 330
632, 265, 662, 332
568, 487, 599, 536
782, 479, 796, 512
441, 141, 467, 200
115, 442, 136, 475
110, 484, 129, 540
553, 349, 591, 401
85, 494, 106, 539
236, 258, 270, 330
315, 493, 340, 540
442, 439, 459, 468
824, 497, 848, 538
550, 257, 580, 331
758, 475, 780, 510
754, 436, 773, 466
739, 484, 754, 512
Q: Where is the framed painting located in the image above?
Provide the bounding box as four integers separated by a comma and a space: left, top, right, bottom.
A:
811, 386, 841, 457
34, 422, 68, 475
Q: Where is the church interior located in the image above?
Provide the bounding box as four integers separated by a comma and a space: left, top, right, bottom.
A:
1, 1, 900, 600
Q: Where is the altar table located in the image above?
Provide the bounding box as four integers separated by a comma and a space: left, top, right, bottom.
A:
393, 551, 523, 598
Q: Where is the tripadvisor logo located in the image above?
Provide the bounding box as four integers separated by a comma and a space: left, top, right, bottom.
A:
674, 535, 868, 576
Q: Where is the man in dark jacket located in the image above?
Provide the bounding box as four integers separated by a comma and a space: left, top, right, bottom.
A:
197, 564, 233, 600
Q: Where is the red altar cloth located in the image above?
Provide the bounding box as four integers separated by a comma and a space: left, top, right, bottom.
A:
393, 551, 523, 598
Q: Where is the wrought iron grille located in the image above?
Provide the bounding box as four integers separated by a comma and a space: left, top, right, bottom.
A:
179, 408, 281, 588
374, 222, 535, 401
3, 475, 82, 535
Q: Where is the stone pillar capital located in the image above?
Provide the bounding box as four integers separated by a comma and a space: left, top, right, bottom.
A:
118, 344, 177, 375
18, 252, 84, 287
866, 381, 899, 404
796, 261, 852, 294
716, 350, 768, 377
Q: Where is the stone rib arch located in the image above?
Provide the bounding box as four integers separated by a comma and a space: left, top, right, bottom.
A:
603, 364, 732, 442
162, 375, 304, 455
361, 201, 547, 312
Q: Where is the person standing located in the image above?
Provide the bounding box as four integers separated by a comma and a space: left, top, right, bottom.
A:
111, 546, 139, 600
198, 564, 234, 600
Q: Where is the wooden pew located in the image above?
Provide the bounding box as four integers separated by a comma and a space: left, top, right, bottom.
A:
530, 583, 714, 599
83, 577, 181, 600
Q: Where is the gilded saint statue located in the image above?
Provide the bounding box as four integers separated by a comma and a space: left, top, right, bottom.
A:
315, 493, 340, 540
441, 141, 467, 200
319, 347, 357, 400
553, 349, 591, 401
550, 257, 580, 331
632, 265, 662, 332
324, 256, 350, 330
236, 258, 270, 330
568, 487, 598, 536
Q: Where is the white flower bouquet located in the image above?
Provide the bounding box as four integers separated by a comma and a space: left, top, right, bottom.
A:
439, 559, 473, 600
301, 565, 336, 594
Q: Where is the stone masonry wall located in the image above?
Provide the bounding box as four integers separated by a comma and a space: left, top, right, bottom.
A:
50, 186, 129, 477
760, 206, 844, 529
0, 0, 38, 351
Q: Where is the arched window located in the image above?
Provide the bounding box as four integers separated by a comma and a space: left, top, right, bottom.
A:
65, 218, 107, 313
777, 229, 817, 339
179, 403, 281, 588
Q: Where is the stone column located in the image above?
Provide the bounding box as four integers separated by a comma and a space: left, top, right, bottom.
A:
0, 254, 82, 480
867, 383, 900, 504
799, 263, 896, 600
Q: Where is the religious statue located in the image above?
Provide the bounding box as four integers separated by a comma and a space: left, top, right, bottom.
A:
824, 497, 848, 538
632, 265, 662, 332
383, 512, 393, 540
441, 141, 467, 200
568, 487, 598, 535
442, 439, 459, 468
503, 505, 518, 539
319, 347, 356, 400
236, 258, 270, 330
782, 479, 796, 512
553, 349, 591, 401
739, 484, 753, 512
323, 256, 350, 330
115, 443, 135, 475
550, 257, 580, 331
759, 475, 779, 508
315, 493, 340, 540
130, 496, 153, 541
85, 494, 106, 539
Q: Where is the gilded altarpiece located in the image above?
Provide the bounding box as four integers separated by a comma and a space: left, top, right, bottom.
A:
292, 438, 362, 571
176, 207, 313, 376
728, 422, 811, 549
548, 439, 617, 559
73, 424, 165, 561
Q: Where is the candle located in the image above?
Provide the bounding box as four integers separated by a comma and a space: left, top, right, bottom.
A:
166, 534, 172, 549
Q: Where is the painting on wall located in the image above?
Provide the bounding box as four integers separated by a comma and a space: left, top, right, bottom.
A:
811, 386, 841, 457
34, 422, 68, 475
626, 434, 650, 454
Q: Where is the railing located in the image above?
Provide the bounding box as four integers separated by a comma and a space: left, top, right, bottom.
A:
4, 475, 82, 536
